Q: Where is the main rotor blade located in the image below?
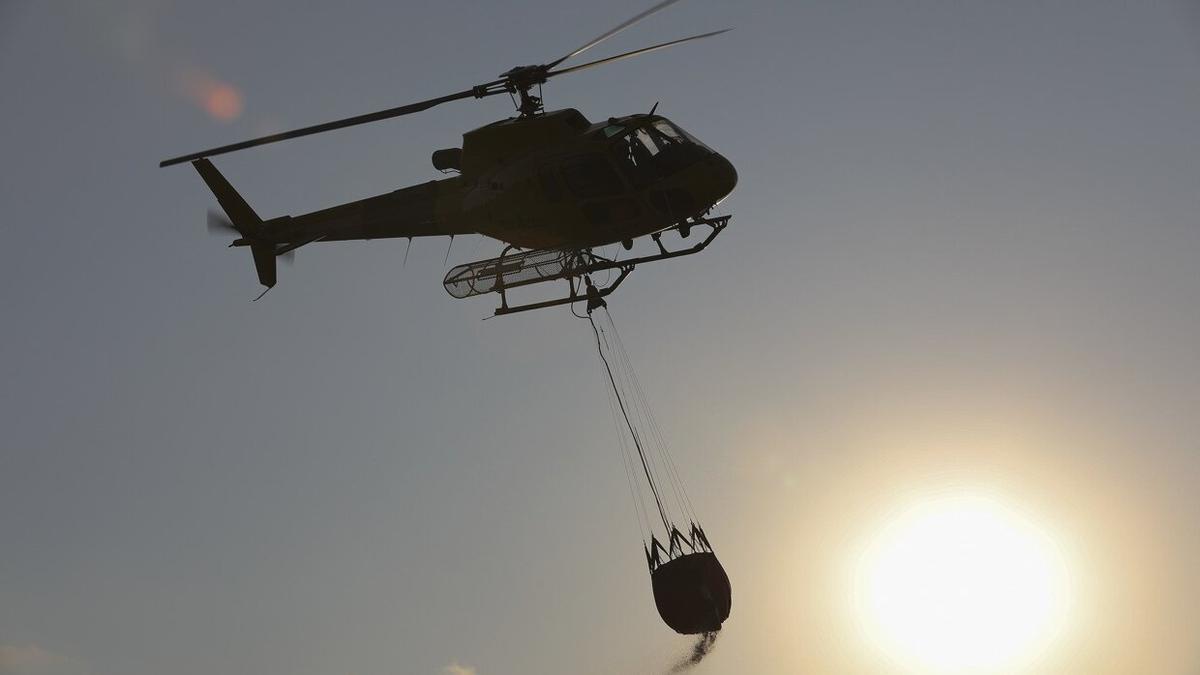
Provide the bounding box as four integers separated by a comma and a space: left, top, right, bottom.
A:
547, 28, 730, 79
547, 0, 685, 69
160, 85, 503, 167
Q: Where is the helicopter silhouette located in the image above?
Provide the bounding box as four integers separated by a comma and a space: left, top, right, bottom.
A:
161, 0, 737, 313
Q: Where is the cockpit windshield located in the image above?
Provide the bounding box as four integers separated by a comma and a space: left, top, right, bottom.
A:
630, 121, 683, 159
611, 119, 710, 186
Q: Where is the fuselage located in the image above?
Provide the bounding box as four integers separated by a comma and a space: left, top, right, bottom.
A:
452, 109, 738, 249
258, 109, 736, 253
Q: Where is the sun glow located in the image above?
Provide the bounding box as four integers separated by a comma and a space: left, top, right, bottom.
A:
853, 492, 1071, 673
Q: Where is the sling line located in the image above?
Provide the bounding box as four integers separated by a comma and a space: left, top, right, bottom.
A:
588, 312, 673, 535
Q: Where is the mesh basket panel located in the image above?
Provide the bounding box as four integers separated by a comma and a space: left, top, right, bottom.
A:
443, 248, 609, 298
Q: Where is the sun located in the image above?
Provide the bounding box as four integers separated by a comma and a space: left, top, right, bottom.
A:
853, 492, 1071, 673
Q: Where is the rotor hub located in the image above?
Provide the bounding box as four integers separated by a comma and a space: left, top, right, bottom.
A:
499, 65, 550, 116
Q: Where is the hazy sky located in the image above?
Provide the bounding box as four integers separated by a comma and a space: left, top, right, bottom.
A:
3, 1, 1200, 673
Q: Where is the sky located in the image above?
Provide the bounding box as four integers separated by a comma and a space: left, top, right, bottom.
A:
3, 1, 1200, 673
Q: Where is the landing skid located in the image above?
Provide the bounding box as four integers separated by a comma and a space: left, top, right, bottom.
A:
442, 215, 730, 317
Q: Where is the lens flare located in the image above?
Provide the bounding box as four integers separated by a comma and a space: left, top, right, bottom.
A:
853, 492, 1071, 673
177, 68, 243, 122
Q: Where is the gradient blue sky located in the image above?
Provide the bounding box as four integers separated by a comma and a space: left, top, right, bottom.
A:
3, 1, 1200, 673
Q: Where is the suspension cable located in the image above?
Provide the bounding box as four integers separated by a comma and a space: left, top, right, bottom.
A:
588, 313, 673, 535
605, 309, 701, 524
603, 350, 651, 541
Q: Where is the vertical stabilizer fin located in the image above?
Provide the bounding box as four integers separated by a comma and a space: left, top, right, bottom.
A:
250, 242, 277, 289
193, 158, 275, 294
192, 159, 262, 233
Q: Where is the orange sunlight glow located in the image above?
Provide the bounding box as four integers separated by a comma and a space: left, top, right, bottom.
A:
176, 68, 243, 122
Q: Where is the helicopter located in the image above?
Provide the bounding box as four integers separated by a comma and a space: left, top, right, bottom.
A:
161, 0, 737, 314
